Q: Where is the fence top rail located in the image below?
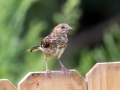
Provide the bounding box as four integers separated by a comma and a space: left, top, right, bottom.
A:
18, 69, 87, 90
86, 62, 120, 76
86, 62, 120, 90
1, 62, 120, 90
0, 79, 17, 90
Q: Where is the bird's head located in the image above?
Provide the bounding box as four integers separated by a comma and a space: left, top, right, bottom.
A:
53, 23, 72, 35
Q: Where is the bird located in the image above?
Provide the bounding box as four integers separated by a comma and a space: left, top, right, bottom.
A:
27, 23, 72, 75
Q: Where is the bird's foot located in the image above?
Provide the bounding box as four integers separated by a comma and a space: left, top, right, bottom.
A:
61, 66, 69, 75
46, 69, 51, 77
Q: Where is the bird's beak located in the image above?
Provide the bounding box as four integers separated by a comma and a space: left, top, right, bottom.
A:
67, 26, 72, 30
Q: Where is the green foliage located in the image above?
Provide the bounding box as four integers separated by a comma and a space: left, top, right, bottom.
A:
76, 48, 94, 77
0, 0, 81, 86
76, 23, 120, 77
54, 0, 82, 34
0, 0, 34, 85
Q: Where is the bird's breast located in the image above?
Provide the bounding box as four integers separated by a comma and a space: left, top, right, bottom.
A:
43, 35, 68, 57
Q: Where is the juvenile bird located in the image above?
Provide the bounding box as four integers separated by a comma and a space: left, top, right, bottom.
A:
27, 23, 72, 74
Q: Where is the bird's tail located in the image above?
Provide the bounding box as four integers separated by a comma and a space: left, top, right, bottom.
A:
27, 46, 40, 52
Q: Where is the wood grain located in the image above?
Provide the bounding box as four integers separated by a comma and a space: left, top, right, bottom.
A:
0, 79, 17, 90
86, 62, 120, 90
18, 70, 87, 90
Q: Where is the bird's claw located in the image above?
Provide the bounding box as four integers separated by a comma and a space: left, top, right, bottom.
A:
61, 67, 69, 75
46, 69, 51, 77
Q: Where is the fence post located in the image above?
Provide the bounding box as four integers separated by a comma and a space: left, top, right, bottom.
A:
18, 70, 87, 90
0, 79, 17, 90
86, 62, 120, 90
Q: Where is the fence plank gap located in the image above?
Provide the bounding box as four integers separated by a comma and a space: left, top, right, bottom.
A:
18, 69, 87, 90
86, 62, 120, 90
0, 79, 17, 90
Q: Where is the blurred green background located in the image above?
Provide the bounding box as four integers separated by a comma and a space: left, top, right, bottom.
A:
0, 0, 120, 86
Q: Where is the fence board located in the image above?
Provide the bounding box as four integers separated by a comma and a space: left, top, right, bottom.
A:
1, 62, 120, 90
0, 79, 17, 90
18, 70, 87, 90
86, 62, 120, 90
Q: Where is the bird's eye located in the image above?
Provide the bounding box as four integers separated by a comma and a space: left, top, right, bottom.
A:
61, 26, 65, 29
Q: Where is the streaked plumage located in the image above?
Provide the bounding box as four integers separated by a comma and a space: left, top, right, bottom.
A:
27, 23, 72, 74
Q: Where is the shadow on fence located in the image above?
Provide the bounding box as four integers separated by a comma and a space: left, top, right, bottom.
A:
0, 62, 120, 90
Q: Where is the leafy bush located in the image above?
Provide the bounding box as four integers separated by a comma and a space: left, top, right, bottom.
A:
0, 0, 81, 86
76, 23, 120, 77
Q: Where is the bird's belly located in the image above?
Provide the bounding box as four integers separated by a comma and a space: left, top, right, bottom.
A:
55, 47, 65, 55
44, 46, 65, 57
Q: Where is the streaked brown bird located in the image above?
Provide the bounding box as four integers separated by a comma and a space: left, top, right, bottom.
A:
27, 23, 72, 74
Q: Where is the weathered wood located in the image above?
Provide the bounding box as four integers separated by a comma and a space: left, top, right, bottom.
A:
18, 70, 87, 90
0, 79, 17, 90
86, 62, 120, 90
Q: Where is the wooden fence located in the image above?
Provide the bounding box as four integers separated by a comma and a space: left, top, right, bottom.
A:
0, 62, 120, 90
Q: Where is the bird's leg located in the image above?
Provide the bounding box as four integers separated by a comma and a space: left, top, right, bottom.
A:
58, 59, 69, 73
44, 58, 51, 76
44, 52, 51, 76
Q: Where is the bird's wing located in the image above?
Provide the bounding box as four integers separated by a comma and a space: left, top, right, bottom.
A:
41, 35, 56, 48
41, 38, 50, 48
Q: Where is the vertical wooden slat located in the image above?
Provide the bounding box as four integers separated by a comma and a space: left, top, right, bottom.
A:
86, 62, 120, 90
1, 62, 120, 90
0, 79, 17, 90
18, 70, 87, 90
